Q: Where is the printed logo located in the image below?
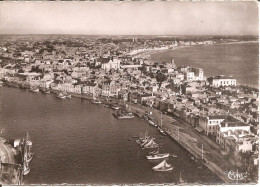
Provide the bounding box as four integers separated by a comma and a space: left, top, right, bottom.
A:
225, 170, 247, 181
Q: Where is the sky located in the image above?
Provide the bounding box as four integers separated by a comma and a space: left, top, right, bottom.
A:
0, 1, 258, 35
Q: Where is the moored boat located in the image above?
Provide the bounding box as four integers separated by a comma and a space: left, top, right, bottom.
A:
142, 138, 158, 149
103, 104, 111, 108
149, 120, 158, 127
152, 160, 173, 171
147, 153, 170, 160
111, 105, 120, 110
30, 88, 39, 93
57, 93, 66, 99
43, 90, 51, 94
92, 99, 102, 104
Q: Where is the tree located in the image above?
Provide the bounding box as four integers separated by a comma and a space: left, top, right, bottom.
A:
156, 72, 167, 88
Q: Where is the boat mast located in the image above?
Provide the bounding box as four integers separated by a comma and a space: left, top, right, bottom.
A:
160, 113, 162, 127
202, 144, 204, 160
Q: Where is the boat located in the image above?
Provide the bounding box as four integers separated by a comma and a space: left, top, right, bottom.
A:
146, 148, 170, 160
22, 132, 34, 175
103, 104, 111, 108
23, 162, 30, 175
136, 130, 150, 145
148, 120, 158, 127
111, 105, 120, 110
152, 160, 173, 171
65, 94, 71, 98
43, 90, 51, 94
113, 108, 134, 119
57, 93, 66, 99
158, 127, 167, 136
143, 138, 159, 149
30, 87, 39, 93
117, 112, 134, 119
147, 153, 170, 160
92, 99, 101, 104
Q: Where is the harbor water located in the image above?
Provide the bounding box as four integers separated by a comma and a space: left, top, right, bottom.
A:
0, 87, 221, 184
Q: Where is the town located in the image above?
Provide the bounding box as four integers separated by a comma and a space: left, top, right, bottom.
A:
0, 35, 259, 183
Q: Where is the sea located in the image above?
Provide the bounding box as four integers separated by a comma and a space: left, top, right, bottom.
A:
148, 42, 259, 88
0, 87, 221, 185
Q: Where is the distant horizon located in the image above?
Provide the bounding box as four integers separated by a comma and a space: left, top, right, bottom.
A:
0, 34, 258, 37
0, 1, 258, 35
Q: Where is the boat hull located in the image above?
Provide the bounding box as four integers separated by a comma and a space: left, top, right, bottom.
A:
152, 167, 173, 171
146, 153, 169, 160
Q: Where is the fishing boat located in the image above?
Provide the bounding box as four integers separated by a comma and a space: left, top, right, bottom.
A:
152, 160, 173, 171
111, 105, 120, 110
23, 162, 30, 175
113, 108, 134, 119
149, 120, 158, 127
136, 130, 150, 145
65, 93, 71, 98
22, 132, 34, 175
158, 127, 167, 136
117, 112, 134, 119
146, 148, 170, 160
30, 87, 39, 93
57, 93, 66, 99
103, 104, 111, 108
43, 90, 51, 94
143, 138, 159, 149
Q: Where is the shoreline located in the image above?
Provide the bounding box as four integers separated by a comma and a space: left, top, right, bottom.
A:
134, 40, 258, 60
1, 84, 249, 184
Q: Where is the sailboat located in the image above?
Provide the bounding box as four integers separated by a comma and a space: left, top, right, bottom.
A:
23, 161, 30, 176
25, 133, 34, 162
25, 132, 34, 163
146, 148, 170, 160
152, 160, 173, 171
136, 130, 150, 145
22, 133, 34, 175
143, 138, 159, 149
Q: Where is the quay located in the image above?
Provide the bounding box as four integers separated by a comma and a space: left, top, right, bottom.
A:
129, 103, 242, 184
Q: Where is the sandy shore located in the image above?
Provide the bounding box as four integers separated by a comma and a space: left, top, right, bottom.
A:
133, 40, 258, 61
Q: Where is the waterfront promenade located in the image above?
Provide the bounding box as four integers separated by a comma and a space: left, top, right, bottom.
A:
128, 103, 238, 184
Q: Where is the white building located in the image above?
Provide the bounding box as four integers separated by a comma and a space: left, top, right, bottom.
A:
208, 75, 236, 87
199, 115, 226, 136
101, 57, 121, 71
216, 116, 250, 147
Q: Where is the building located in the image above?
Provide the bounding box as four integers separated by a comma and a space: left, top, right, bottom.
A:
208, 75, 236, 87
216, 116, 250, 147
101, 57, 121, 71
199, 115, 226, 136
